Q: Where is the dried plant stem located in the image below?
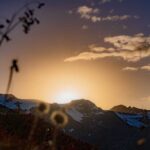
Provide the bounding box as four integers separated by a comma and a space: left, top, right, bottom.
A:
6, 67, 13, 96
51, 127, 59, 150
26, 116, 38, 150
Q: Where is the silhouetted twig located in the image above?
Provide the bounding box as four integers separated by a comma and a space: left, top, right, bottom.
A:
0, 0, 45, 47
6, 59, 19, 96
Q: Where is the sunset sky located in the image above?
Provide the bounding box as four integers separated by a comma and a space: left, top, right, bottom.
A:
0, 0, 150, 109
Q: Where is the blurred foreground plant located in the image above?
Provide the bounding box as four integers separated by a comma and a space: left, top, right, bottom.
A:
0, 0, 45, 47
26, 102, 69, 150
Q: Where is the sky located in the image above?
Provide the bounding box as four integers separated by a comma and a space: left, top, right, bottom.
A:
0, 0, 150, 109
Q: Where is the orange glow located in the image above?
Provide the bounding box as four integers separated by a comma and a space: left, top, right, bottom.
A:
53, 89, 81, 104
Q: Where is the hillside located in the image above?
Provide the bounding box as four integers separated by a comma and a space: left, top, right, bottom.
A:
0, 94, 150, 150
0, 95, 96, 150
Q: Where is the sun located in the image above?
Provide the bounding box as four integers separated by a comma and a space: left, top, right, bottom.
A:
54, 90, 81, 104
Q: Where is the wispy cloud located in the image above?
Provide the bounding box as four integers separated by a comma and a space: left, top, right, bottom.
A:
141, 64, 150, 71
77, 5, 136, 23
101, 0, 124, 4
77, 5, 99, 19
101, 0, 111, 3
123, 67, 138, 71
89, 44, 115, 52
77, 5, 100, 23
101, 15, 132, 21
64, 33, 150, 62
104, 33, 149, 51
122, 64, 150, 72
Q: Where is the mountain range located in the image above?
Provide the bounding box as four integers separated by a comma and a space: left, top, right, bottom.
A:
0, 94, 150, 150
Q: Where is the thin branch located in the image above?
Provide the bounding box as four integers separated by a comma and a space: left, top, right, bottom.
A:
0, 0, 45, 46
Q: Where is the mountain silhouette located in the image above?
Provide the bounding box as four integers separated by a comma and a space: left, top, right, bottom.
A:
0, 94, 150, 150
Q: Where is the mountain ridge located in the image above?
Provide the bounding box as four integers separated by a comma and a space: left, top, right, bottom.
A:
111, 104, 150, 114
0, 94, 150, 149
0, 94, 149, 113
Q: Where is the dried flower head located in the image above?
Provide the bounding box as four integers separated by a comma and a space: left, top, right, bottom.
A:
50, 110, 68, 128
36, 102, 50, 116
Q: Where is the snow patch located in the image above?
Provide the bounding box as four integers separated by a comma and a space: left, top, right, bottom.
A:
67, 108, 83, 122
116, 112, 146, 128
0, 95, 36, 110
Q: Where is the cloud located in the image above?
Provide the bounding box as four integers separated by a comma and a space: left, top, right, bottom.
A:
122, 64, 150, 72
101, 0, 124, 3
89, 45, 106, 52
82, 25, 88, 30
77, 5, 99, 20
141, 64, 150, 71
77, 6, 101, 23
64, 33, 150, 62
123, 67, 138, 71
104, 33, 150, 51
77, 6, 99, 16
101, 0, 111, 3
89, 44, 115, 52
101, 15, 131, 21
77, 5, 135, 23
